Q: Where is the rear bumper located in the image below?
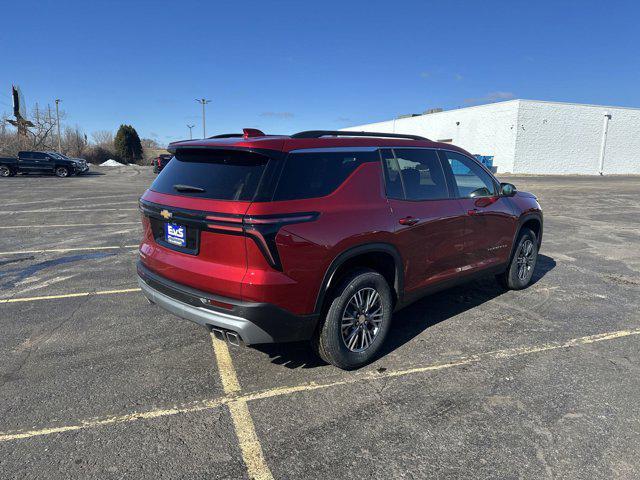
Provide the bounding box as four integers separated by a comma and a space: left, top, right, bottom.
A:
137, 261, 318, 344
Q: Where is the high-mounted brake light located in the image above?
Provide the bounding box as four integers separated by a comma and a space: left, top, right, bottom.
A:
243, 128, 265, 139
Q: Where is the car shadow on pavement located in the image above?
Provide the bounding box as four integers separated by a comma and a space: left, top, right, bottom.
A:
251, 254, 556, 370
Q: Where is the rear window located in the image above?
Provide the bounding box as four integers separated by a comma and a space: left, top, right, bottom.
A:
150, 149, 270, 201
273, 150, 375, 201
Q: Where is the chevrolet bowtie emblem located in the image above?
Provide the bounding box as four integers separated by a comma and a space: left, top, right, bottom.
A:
160, 209, 172, 220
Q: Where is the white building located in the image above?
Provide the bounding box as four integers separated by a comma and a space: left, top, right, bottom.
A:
343, 99, 640, 175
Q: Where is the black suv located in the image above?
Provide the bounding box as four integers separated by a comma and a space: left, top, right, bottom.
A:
0, 151, 89, 177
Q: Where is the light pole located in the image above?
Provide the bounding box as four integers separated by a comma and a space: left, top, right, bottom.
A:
195, 98, 211, 138
55, 98, 62, 152
187, 124, 195, 140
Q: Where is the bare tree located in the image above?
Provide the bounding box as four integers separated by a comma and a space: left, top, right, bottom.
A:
25, 102, 65, 151
62, 125, 88, 157
140, 137, 160, 149
0, 114, 21, 155
92, 130, 114, 147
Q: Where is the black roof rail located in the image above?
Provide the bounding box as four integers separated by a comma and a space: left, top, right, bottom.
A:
290, 130, 430, 141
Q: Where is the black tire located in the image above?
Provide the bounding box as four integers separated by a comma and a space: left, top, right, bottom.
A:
497, 228, 538, 290
0, 166, 12, 177
312, 268, 393, 369
55, 166, 69, 178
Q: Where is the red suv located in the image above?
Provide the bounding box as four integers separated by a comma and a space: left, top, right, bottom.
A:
152, 154, 173, 173
137, 129, 542, 369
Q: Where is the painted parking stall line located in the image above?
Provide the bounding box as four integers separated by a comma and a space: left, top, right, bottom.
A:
0, 245, 139, 256
0, 327, 638, 444
2, 194, 141, 207
210, 334, 275, 480
0, 288, 141, 304
0, 398, 224, 443
6, 207, 139, 214
0, 222, 140, 229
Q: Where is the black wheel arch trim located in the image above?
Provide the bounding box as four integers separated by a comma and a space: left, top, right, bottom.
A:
313, 242, 404, 314
510, 212, 543, 261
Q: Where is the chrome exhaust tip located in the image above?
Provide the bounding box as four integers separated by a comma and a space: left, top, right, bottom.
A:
211, 328, 225, 341
226, 331, 241, 347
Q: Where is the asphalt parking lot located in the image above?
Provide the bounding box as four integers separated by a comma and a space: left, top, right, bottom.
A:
1, 167, 639, 479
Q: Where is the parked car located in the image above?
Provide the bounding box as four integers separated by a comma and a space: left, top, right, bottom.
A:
0, 151, 89, 177
48, 152, 90, 174
137, 129, 543, 369
152, 154, 173, 173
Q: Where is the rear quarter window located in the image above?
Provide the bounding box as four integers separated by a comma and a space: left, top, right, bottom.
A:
273, 150, 376, 201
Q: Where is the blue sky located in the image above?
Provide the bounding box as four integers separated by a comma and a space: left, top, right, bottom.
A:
1, 0, 638, 144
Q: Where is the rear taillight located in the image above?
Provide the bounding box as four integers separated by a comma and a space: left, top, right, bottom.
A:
205, 212, 319, 270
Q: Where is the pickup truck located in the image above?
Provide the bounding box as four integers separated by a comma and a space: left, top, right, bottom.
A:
0, 151, 89, 178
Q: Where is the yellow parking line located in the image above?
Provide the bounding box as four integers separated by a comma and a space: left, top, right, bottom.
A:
211, 335, 242, 394
0, 327, 637, 444
0, 245, 139, 256
241, 326, 640, 404
0, 222, 139, 229
0, 398, 223, 442
7, 208, 139, 214
211, 335, 275, 480
0, 288, 141, 304
3, 194, 139, 207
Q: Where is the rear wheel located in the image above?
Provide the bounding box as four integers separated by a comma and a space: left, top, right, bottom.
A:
55, 166, 69, 178
497, 228, 538, 289
312, 268, 393, 369
0, 166, 12, 177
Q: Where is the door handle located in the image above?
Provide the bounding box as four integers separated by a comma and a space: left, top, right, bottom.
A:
399, 216, 419, 226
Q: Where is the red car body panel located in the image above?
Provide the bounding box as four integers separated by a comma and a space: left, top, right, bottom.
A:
139, 190, 252, 299
137, 132, 543, 344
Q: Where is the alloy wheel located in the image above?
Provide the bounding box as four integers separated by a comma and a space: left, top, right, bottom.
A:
516, 239, 535, 280
341, 287, 384, 352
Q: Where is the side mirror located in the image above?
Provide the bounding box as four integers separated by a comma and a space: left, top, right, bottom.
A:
500, 182, 517, 197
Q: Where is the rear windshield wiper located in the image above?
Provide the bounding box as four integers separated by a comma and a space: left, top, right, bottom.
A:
173, 184, 205, 193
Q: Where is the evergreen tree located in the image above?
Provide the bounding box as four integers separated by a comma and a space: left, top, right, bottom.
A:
114, 124, 143, 163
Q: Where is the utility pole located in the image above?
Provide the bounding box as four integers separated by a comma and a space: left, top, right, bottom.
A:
187, 124, 195, 140
195, 98, 211, 138
55, 99, 62, 152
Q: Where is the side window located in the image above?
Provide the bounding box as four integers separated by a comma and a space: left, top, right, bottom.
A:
380, 149, 403, 199
273, 150, 375, 201
20, 152, 32, 160
442, 151, 496, 198
394, 149, 449, 201
32, 152, 46, 160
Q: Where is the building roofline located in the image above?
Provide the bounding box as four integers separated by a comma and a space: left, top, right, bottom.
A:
347, 98, 640, 128
517, 98, 640, 111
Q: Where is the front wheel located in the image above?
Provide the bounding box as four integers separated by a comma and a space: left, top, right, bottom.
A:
497, 228, 538, 290
0, 166, 13, 177
312, 268, 393, 369
55, 166, 69, 178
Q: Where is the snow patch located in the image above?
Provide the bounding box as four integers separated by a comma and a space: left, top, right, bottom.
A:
100, 159, 126, 167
